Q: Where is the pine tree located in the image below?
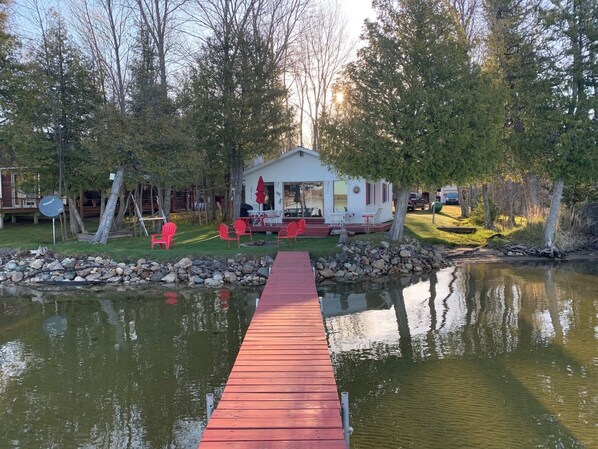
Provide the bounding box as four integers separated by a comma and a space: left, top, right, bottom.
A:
540, 0, 598, 251
321, 0, 502, 241
188, 31, 293, 219
128, 26, 191, 217
4, 13, 101, 236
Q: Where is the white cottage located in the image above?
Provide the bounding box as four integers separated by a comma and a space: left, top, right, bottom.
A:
243, 147, 393, 225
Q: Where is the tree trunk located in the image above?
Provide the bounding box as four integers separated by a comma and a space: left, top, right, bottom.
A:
150, 184, 155, 215
230, 151, 243, 222
507, 180, 516, 227
92, 165, 126, 244
163, 185, 172, 219
134, 187, 142, 236
482, 183, 492, 229
469, 185, 478, 210
100, 189, 106, 218
68, 196, 87, 234
68, 197, 80, 235
115, 187, 127, 229
388, 185, 410, 241
79, 189, 84, 219
543, 177, 564, 251
458, 185, 468, 217
525, 172, 542, 221
59, 213, 67, 241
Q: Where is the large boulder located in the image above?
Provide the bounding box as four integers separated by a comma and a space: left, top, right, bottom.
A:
29, 259, 44, 270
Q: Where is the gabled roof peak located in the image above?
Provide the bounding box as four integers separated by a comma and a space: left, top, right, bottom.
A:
244, 146, 319, 175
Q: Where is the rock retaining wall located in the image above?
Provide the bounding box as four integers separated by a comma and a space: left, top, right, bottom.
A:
0, 239, 449, 287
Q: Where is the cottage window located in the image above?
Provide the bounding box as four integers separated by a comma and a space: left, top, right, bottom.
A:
333, 181, 347, 212
382, 183, 389, 203
283, 182, 323, 217
366, 182, 375, 205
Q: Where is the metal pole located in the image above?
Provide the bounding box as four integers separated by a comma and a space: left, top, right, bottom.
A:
341, 391, 353, 448
52, 217, 56, 244
206, 393, 214, 422
432, 202, 436, 224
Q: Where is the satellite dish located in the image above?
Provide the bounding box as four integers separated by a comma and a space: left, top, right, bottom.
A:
39, 195, 64, 218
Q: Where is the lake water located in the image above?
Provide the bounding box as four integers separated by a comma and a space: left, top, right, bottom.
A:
1, 260, 596, 448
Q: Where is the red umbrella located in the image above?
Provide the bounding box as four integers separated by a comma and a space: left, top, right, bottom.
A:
255, 176, 266, 211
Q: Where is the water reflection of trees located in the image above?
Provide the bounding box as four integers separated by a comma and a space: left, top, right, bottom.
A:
0, 287, 257, 448
328, 262, 597, 448
326, 262, 596, 362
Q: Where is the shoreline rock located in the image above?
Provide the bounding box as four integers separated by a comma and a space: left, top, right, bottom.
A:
0, 239, 450, 287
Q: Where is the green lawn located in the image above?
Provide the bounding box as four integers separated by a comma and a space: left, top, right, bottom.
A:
0, 206, 532, 261
403, 205, 517, 246
0, 220, 342, 262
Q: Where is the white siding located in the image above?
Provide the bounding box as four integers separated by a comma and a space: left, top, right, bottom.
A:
243, 148, 394, 224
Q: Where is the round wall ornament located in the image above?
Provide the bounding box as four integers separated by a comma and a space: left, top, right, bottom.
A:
353, 186, 360, 193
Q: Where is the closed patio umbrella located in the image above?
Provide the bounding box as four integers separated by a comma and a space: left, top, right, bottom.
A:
255, 176, 266, 211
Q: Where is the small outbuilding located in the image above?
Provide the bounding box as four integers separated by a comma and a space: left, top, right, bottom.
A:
243, 147, 393, 225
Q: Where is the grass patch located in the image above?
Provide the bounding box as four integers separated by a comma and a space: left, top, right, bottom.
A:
0, 221, 341, 261
404, 205, 524, 247
0, 206, 540, 259
504, 221, 545, 246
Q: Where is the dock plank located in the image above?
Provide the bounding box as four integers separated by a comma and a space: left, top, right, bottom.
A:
202, 429, 344, 441
199, 252, 345, 449
200, 441, 346, 449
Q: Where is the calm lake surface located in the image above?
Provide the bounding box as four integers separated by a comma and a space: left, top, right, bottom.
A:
1, 260, 596, 448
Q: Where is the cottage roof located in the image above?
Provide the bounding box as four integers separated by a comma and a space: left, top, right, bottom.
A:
244, 147, 319, 176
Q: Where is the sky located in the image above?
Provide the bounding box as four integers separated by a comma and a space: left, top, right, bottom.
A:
340, 0, 375, 43
11, 0, 376, 51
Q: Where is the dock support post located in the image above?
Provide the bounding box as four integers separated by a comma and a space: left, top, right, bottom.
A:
341, 391, 353, 448
206, 393, 214, 422
255, 297, 259, 308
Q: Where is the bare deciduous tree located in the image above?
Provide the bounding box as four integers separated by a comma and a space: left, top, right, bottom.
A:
134, 0, 189, 214
72, 0, 134, 243
288, 0, 352, 150
187, 0, 310, 220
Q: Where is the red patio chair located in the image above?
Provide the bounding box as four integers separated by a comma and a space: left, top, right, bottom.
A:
297, 218, 306, 236
233, 219, 252, 241
277, 221, 299, 246
151, 222, 177, 249
218, 223, 240, 248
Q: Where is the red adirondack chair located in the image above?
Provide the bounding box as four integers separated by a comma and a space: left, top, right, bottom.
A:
233, 219, 252, 241
218, 223, 240, 248
151, 222, 177, 249
297, 218, 306, 236
277, 221, 299, 246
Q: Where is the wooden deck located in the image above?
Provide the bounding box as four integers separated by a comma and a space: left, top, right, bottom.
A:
199, 252, 346, 449
249, 220, 392, 236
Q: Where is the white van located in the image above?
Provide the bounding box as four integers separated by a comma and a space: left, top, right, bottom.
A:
440, 186, 459, 205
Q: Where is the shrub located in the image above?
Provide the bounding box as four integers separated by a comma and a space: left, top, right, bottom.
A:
470, 199, 498, 227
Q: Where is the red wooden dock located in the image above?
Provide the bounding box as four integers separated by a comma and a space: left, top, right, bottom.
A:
199, 251, 346, 449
